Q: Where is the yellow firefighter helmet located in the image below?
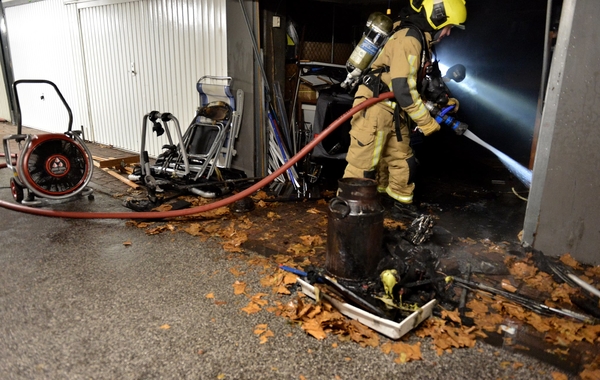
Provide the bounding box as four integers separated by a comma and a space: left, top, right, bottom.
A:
411, 0, 467, 30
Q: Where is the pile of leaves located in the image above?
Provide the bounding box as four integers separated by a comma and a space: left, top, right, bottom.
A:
123, 192, 600, 379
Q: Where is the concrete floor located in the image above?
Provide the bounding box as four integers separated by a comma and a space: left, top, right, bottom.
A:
0, 123, 579, 379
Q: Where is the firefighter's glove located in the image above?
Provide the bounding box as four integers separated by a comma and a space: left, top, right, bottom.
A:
447, 98, 460, 113
416, 118, 441, 136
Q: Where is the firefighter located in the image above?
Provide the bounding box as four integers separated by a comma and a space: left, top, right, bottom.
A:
342, 0, 467, 210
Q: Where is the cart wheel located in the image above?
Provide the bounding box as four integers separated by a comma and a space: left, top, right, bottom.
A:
10, 178, 24, 203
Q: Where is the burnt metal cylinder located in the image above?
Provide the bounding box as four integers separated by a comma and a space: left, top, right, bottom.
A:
326, 178, 384, 280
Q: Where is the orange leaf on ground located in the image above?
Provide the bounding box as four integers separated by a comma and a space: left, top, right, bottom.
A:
229, 267, 245, 277
160, 324, 170, 330
242, 302, 262, 315
551, 372, 568, 380
381, 342, 393, 355
259, 330, 274, 344
347, 319, 380, 347
183, 223, 202, 236
580, 368, 600, 380
302, 319, 327, 340
501, 279, 517, 293
286, 243, 313, 255
392, 341, 422, 363
233, 281, 247, 295
250, 293, 270, 306
277, 285, 291, 295
550, 283, 576, 305
283, 272, 299, 285
510, 262, 538, 279
441, 308, 462, 324
206, 293, 215, 299
559, 253, 582, 270
254, 324, 268, 335
512, 362, 524, 370
299, 234, 324, 246
261, 273, 283, 288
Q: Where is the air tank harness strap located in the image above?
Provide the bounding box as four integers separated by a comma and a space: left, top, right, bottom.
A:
361, 65, 403, 142
362, 66, 390, 98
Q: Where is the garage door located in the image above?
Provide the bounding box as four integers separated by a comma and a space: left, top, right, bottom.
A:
79, 0, 228, 156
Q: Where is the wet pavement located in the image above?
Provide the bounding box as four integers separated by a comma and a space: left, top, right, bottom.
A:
0, 122, 591, 379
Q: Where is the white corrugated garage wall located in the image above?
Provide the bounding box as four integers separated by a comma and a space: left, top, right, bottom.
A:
5, 0, 86, 135
5, 0, 227, 157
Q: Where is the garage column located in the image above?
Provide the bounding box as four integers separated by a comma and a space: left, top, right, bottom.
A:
523, 0, 600, 265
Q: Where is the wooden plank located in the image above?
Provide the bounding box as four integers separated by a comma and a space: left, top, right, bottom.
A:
95, 155, 139, 168
93, 160, 141, 189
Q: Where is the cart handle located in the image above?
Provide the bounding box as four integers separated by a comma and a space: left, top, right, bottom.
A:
12, 79, 73, 135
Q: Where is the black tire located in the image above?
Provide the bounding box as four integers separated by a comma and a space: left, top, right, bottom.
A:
10, 178, 24, 203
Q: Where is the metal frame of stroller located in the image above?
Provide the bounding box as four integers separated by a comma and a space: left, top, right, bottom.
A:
138, 76, 244, 198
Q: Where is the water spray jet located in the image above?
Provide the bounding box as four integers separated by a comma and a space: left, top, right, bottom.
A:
463, 129, 532, 189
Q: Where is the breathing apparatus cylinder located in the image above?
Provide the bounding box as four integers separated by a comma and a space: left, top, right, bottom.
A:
340, 12, 393, 89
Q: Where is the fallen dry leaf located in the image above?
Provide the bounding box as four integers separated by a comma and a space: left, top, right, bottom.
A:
501, 279, 517, 293
250, 293, 269, 305
551, 372, 568, 380
383, 218, 406, 230
254, 324, 268, 335
251, 191, 270, 200
259, 330, 274, 344
580, 368, 600, 380
242, 302, 262, 315
233, 281, 247, 295
512, 362, 524, 370
391, 341, 422, 363
299, 234, 324, 247
205, 293, 215, 299
276, 285, 291, 295
160, 324, 170, 330
510, 262, 538, 279
283, 272, 299, 285
301, 318, 327, 340
286, 243, 313, 256
267, 211, 280, 219
441, 308, 462, 324
381, 342, 393, 355
183, 223, 203, 236
560, 253, 582, 270
229, 267, 245, 277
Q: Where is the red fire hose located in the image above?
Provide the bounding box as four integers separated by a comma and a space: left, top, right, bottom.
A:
0, 153, 17, 169
0, 92, 394, 219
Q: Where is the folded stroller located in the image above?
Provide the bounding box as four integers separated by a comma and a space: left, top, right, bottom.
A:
136, 76, 246, 201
